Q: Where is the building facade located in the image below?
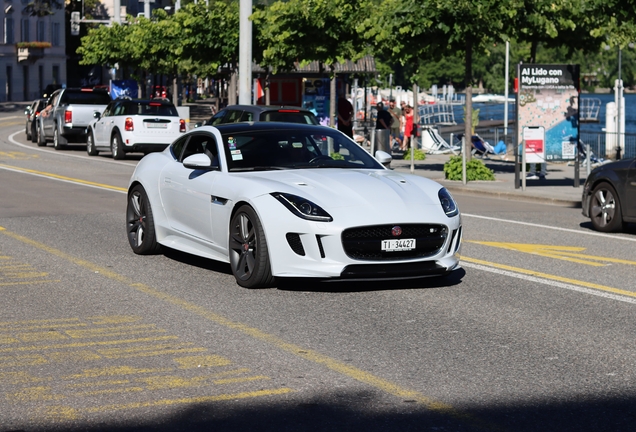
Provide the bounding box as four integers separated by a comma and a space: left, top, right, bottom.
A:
0, 0, 67, 102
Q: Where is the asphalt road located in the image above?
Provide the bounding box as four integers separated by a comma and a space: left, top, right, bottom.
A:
1, 112, 635, 432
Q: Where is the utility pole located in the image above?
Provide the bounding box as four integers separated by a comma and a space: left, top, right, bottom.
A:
238, 0, 253, 105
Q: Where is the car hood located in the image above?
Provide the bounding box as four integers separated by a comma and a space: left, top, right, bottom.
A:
237, 169, 445, 211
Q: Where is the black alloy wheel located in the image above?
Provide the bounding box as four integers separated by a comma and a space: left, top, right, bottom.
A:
126, 185, 162, 255
590, 182, 624, 232
229, 205, 275, 288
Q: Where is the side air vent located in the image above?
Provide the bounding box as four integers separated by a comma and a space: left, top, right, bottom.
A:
316, 235, 326, 258
286, 233, 305, 256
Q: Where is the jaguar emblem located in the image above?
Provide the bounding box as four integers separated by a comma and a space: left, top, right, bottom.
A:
391, 226, 402, 237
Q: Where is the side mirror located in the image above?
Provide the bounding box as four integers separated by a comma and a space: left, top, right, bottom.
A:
193, 122, 203, 128
183, 153, 219, 170
375, 150, 392, 168
93, 111, 101, 119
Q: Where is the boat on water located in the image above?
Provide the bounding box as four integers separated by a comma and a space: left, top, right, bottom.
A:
472, 94, 516, 103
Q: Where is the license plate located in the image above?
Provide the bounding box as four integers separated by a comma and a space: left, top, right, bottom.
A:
146, 123, 167, 128
381, 238, 416, 252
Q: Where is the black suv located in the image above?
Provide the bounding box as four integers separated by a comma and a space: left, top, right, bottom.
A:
200, 105, 319, 127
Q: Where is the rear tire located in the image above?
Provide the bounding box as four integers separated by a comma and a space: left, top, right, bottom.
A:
36, 124, 47, 147
229, 205, 275, 288
111, 131, 125, 160
25, 121, 31, 140
86, 130, 99, 156
53, 127, 66, 150
126, 185, 162, 255
589, 182, 623, 232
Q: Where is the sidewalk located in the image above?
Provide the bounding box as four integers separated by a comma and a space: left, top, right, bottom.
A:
390, 152, 587, 207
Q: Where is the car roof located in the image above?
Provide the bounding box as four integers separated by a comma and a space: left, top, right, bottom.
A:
221, 105, 312, 113
116, 98, 174, 105
211, 122, 332, 134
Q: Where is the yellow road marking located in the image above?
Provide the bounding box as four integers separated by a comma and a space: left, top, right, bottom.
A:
468, 241, 636, 267
0, 151, 39, 160
0, 226, 494, 431
0, 163, 127, 192
461, 256, 636, 298
0, 280, 59, 286
0, 335, 179, 354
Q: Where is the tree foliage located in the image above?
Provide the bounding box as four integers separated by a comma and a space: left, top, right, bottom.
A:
252, 0, 369, 73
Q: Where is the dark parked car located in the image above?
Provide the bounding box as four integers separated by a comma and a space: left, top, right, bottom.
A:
198, 105, 318, 127
581, 157, 636, 232
24, 98, 48, 143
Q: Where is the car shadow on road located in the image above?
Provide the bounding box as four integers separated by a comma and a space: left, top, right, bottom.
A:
579, 220, 636, 235
277, 267, 466, 293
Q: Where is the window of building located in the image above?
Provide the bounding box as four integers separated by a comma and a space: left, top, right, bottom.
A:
21, 19, 29, 42
5, 18, 14, 44
52, 65, 59, 85
51, 22, 60, 46
37, 21, 45, 41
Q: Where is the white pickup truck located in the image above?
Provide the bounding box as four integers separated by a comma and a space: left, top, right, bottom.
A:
37, 88, 111, 150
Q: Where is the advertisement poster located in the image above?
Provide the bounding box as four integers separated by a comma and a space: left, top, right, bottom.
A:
302, 78, 331, 126
517, 64, 579, 161
523, 126, 545, 163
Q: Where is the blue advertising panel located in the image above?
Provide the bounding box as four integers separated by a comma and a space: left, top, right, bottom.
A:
110, 80, 138, 99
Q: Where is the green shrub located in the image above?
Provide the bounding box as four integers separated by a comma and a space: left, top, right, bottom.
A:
443, 155, 495, 181
402, 148, 426, 160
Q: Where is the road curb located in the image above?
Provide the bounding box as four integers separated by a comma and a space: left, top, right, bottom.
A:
442, 184, 582, 208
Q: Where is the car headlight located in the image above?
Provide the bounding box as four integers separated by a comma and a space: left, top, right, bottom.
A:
438, 188, 459, 217
271, 192, 333, 222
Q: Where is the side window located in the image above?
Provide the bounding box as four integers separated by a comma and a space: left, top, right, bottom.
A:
180, 134, 219, 167
239, 111, 253, 122
225, 110, 244, 123
170, 135, 189, 161
102, 102, 115, 117
208, 111, 226, 125
114, 103, 126, 116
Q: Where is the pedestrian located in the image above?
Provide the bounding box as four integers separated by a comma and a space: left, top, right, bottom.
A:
401, 105, 414, 151
337, 96, 354, 138
375, 102, 392, 130
388, 99, 402, 149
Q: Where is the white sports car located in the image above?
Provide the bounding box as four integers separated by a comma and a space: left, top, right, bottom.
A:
126, 122, 462, 288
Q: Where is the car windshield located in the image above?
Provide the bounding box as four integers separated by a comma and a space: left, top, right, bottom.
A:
259, 110, 318, 125
222, 129, 383, 171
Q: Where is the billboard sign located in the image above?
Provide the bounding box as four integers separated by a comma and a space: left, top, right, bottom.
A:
517, 64, 580, 162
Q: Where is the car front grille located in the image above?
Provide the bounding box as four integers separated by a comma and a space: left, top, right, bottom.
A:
342, 224, 448, 260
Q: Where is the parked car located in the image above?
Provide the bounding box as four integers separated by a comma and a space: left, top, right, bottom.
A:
86, 97, 186, 159
24, 98, 47, 143
582, 156, 636, 232
126, 122, 462, 288
37, 87, 111, 149
197, 105, 319, 127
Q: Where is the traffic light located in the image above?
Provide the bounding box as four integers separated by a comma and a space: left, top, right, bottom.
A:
70, 11, 80, 36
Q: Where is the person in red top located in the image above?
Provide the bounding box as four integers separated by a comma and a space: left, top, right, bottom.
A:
401, 105, 414, 151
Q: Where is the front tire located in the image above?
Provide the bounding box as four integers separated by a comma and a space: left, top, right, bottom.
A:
86, 130, 99, 156
53, 127, 66, 150
111, 131, 125, 160
229, 205, 275, 288
30, 123, 38, 143
25, 121, 31, 140
126, 185, 162, 255
589, 182, 623, 232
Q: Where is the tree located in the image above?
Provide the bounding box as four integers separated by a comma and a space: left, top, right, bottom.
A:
361, 0, 518, 158
252, 0, 370, 123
